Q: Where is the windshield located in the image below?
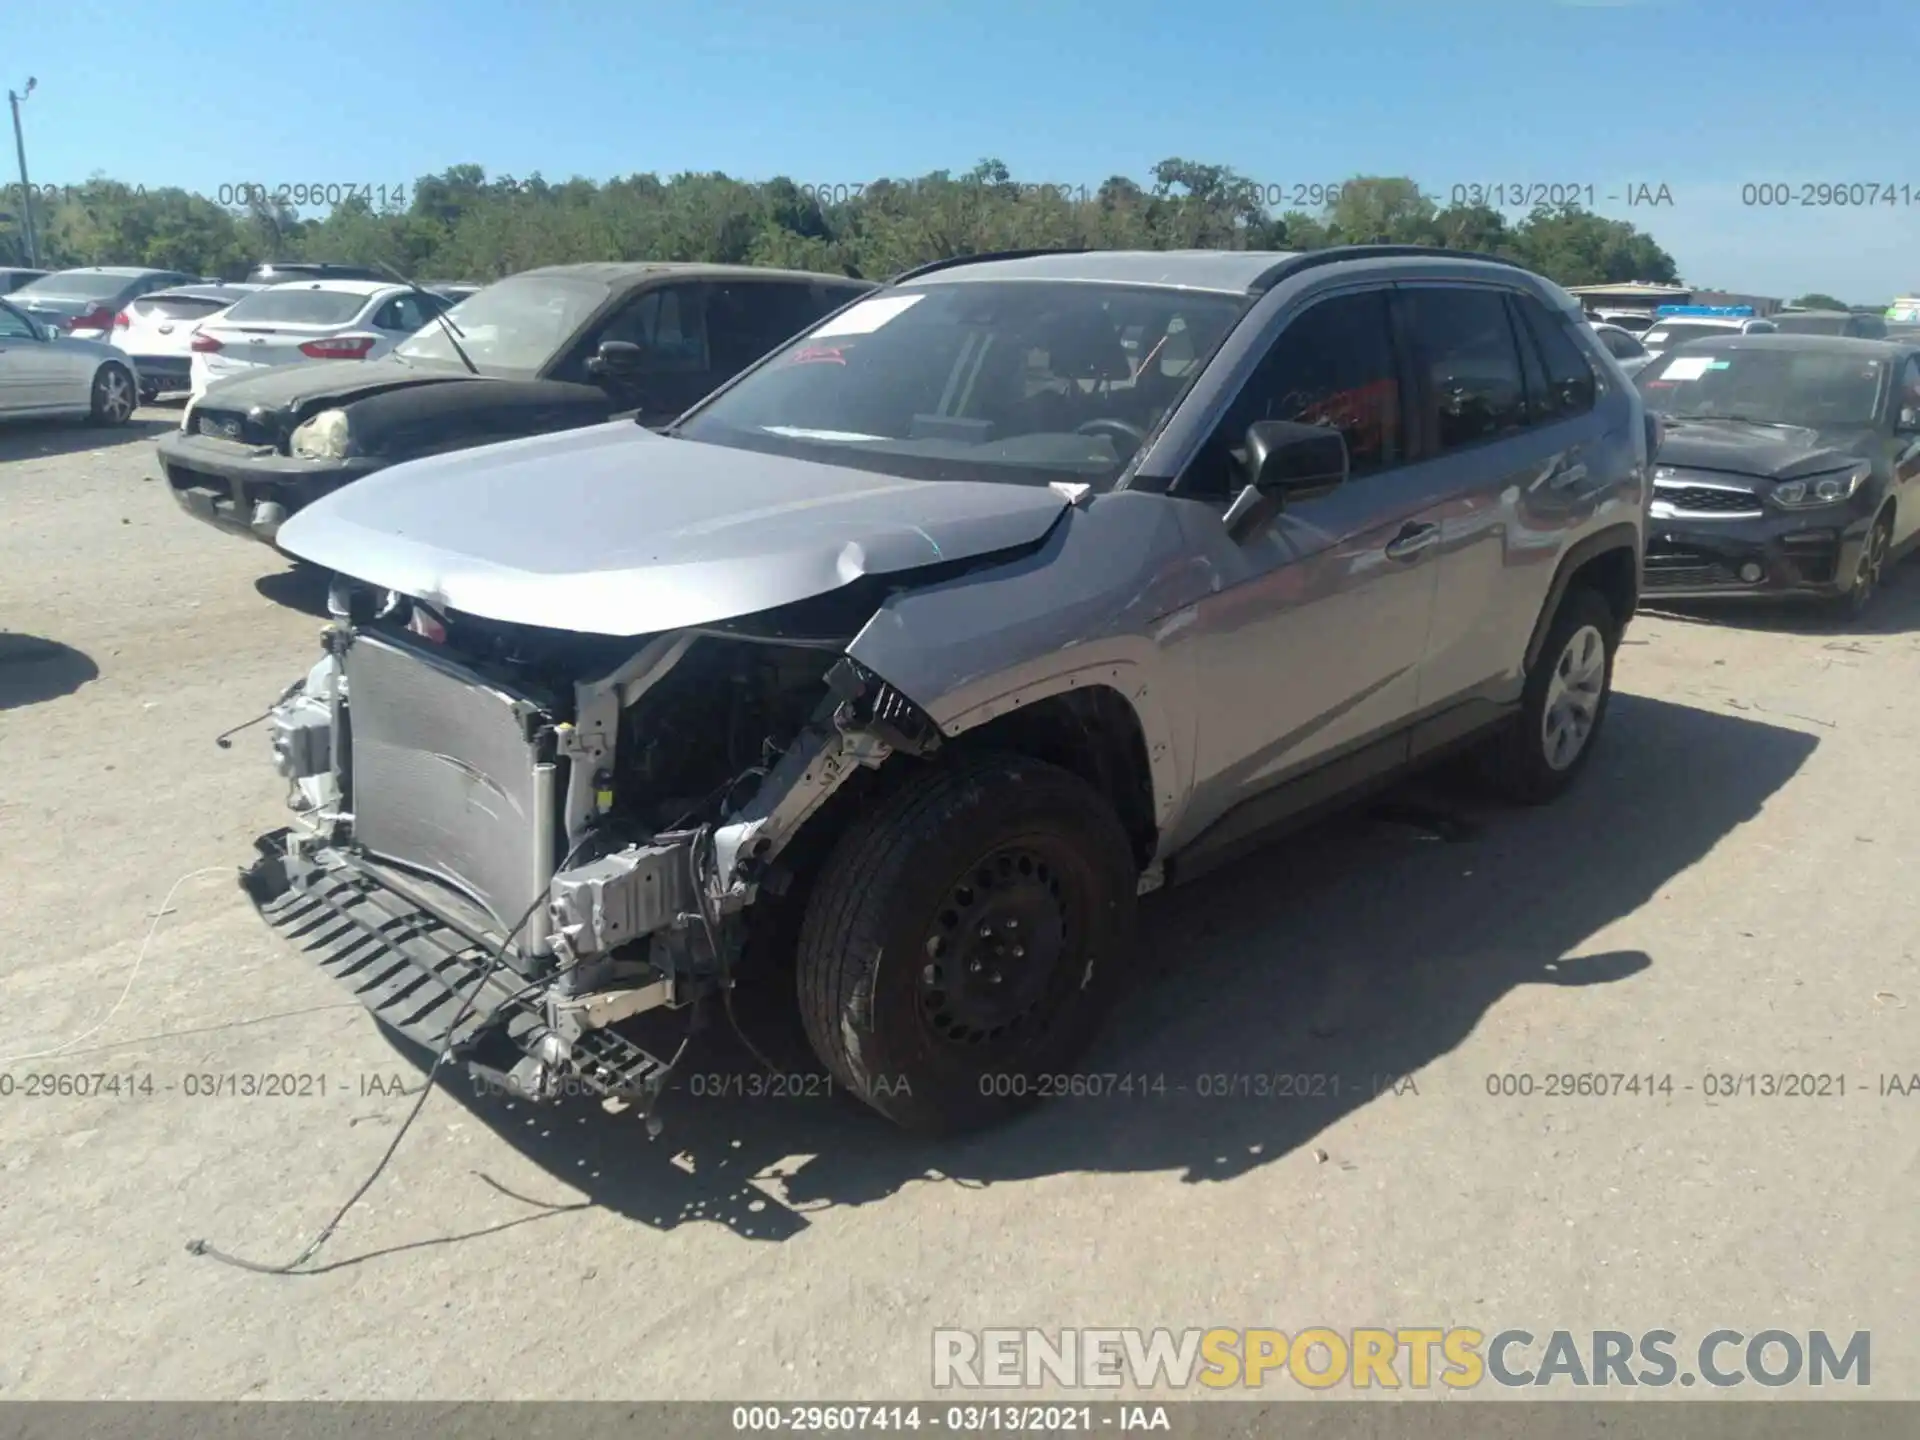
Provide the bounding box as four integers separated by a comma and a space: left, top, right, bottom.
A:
396, 274, 612, 372
674, 281, 1247, 487
14, 271, 141, 301
1637, 347, 1887, 427
220, 288, 373, 325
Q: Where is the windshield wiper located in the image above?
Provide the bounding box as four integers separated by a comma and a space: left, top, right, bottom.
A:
374, 260, 478, 376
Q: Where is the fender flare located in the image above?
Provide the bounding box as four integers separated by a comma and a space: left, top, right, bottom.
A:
1522, 521, 1642, 675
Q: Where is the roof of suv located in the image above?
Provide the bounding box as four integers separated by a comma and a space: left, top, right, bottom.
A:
893, 245, 1546, 296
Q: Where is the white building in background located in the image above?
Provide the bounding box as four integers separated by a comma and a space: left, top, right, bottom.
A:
1565, 281, 1783, 317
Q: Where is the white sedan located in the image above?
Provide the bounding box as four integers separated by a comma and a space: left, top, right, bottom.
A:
189, 280, 451, 396
113, 282, 265, 402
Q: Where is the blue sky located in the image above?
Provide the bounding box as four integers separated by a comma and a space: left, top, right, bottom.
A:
12, 0, 1917, 300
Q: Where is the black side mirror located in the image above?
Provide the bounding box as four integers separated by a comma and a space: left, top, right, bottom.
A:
586, 339, 644, 378
1223, 419, 1350, 541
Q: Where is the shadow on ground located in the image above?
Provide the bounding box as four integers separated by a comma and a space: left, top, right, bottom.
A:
0, 416, 172, 464
1640, 552, 1920, 638
253, 564, 333, 618
320, 693, 1816, 1262
0, 634, 98, 710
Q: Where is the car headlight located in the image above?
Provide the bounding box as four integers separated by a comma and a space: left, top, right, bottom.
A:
290, 409, 353, 460
1770, 462, 1870, 508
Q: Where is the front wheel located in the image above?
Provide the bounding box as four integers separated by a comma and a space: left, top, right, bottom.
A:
1478, 586, 1618, 805
88, 363, 136, 426
1832, 509, 1892, 619
794, 753, 1139, 1134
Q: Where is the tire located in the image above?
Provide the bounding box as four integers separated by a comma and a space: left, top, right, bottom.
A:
1478, 586, 1618, 805
795, 752, 1139, 1134
88, 363, 136, 426
1831, 508, 1892, 619
137, 378, 162, 406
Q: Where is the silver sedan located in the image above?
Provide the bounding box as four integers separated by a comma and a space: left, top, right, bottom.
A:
0, 297, 140, 424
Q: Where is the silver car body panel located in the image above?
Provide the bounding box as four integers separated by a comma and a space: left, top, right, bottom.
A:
0, 301, 138, 417
849, 255, 1647, 863
274, 419, 1071, 635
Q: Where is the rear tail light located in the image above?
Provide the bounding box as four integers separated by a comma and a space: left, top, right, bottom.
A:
299, 334, 376, 360
114, 309, 131, 329
191, 332, 224, 353
71, 305, 116, 332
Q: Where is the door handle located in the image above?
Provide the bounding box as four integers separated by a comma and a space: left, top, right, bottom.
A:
1384, 521, 1440, 561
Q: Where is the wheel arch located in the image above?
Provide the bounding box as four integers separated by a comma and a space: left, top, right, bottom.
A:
1523, 522, 1641, 675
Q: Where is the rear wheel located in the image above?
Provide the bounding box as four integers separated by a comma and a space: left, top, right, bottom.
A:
1477, 586, 1618, 805
795, 753, 1138, 1133
88, 363, 136, 426
137, 377, 163, 406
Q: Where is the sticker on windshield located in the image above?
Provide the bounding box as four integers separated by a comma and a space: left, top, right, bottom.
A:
809, 293, 925, 338
1661, 356, 1716, 381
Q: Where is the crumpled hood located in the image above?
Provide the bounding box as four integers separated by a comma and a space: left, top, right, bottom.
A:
276, 421, 1072, 636
193, 357, 490, 415
1655, 417, 1877, 480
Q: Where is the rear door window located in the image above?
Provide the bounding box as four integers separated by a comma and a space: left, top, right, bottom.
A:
1512, 293, 1598, 420
1400, 286, 1530, 453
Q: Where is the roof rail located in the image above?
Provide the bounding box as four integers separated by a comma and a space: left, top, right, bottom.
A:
889, 247, 1092, 284
1249, 244, 1524, 294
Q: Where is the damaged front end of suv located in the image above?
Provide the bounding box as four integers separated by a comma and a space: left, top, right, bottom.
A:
238, 416, 1112, 1130
247, 583, 946, 1118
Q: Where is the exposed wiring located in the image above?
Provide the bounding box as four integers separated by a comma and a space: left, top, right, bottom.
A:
687, 823, 786, 1080
0, 866, 235, 1068
187, 831, 597, 1275
214, 676, 306, 749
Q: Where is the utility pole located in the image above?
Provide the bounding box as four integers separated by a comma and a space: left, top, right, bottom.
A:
8, 77, 38, 268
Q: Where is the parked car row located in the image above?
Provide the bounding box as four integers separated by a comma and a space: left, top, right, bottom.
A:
0, 260, 493, 420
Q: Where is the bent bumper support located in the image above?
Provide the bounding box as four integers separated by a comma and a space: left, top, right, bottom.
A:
242, 830, 674, 1104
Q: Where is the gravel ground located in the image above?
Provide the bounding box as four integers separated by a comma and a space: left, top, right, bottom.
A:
1, 410, 1915, 1401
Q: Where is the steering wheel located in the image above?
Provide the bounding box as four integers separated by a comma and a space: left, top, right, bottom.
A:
1075, 417, 1148, 450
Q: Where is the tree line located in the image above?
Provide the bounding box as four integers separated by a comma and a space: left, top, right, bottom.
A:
2, 159, 1686, 290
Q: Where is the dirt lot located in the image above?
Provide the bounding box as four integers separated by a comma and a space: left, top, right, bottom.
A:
1, 411, 1916, 1401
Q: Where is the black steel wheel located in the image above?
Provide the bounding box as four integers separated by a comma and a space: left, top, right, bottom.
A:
796, 752, 1138, 1133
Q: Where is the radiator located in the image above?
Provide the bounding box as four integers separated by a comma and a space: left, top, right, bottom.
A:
342, 630, 554, 934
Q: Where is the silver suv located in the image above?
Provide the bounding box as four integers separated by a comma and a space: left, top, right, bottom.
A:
241, 245, 1650, 1134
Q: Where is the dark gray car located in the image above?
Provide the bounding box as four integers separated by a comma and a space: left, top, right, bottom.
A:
1639, 333, 1920, 613
237, 245, 1650, 1135
9, 265, 199, 339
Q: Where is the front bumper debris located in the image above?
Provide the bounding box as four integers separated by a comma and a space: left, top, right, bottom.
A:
242, 830, 675, 1103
